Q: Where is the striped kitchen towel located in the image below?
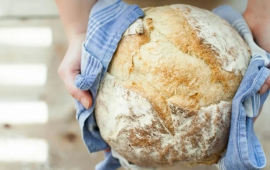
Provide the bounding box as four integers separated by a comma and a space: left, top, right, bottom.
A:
74, 0, 144, 169
213, 5, 270, 170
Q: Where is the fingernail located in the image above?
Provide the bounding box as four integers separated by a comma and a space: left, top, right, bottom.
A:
81, 98, 90, 109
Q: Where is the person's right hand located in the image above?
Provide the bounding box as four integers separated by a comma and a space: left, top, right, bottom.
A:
243, 2, 270, 95
58, 34, 92, 109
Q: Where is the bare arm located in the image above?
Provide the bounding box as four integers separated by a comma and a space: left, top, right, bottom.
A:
55, 0, 97, 109
55, 0, 97, 40
244, 0, 270, 95
243, 0, 270, 121
244, 0, 270, 53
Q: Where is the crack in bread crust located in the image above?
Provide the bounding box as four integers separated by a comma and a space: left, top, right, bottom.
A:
96, 75, 231, 167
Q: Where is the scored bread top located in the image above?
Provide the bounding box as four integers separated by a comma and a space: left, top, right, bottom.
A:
95, 4, 251, 167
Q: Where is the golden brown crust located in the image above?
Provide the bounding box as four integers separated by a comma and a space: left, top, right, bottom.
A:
97, 4, 251, 167
96, 75, 231, 167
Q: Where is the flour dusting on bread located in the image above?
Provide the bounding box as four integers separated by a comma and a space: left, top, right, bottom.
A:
95, 4, 251, 168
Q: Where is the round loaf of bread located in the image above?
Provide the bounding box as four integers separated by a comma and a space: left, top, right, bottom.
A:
95, 4, 251, 168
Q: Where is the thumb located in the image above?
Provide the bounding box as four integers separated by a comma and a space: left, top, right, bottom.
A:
69, 84, 93, 109
59, 69, 93, 109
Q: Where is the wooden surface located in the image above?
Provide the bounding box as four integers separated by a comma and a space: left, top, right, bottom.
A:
0, 1, 269, 170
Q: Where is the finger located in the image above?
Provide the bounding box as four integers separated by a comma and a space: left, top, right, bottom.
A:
259, 76, 270, 95
69, 85, 93, 109
259, 83, 269, 95
59, 68, 92, 109
265, 75, 270, 85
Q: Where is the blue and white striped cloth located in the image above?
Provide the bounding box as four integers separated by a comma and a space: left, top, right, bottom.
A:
74, 0, 144, 169
213, 5, 270, 170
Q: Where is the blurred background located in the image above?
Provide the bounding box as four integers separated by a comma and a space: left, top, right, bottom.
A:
0, 0, 269, 170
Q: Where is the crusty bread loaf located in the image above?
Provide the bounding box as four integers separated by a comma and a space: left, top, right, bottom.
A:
95, 4, 251, 168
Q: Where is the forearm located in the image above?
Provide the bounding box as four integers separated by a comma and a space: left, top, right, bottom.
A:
55, 0, 97, 42
246, 0, 270, 17
244, 0, 270, 53
245, 0, 270, 29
